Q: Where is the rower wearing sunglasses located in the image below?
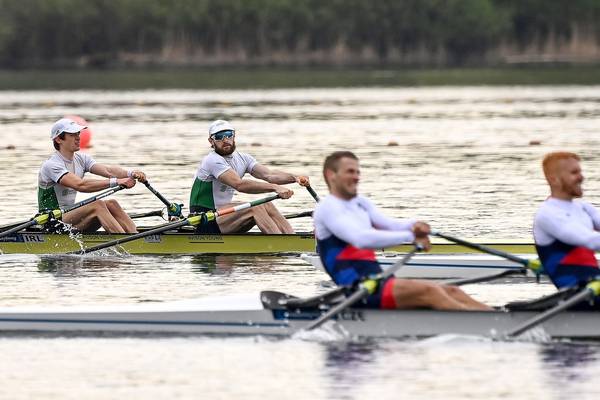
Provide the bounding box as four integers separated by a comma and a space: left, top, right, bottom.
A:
189, 120, 309, 234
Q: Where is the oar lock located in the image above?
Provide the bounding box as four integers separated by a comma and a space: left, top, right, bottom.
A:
187, 211, 217, 227
167, 203, 184, 218
34, 209, 63, 225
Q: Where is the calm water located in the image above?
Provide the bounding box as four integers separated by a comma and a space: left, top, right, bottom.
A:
1, 86, 600, 399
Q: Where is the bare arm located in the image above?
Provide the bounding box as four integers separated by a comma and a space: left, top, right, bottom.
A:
58, 172, 135, 193
90, 164, 147, 182
218, 169, 293, 199
250, 164, 302, 185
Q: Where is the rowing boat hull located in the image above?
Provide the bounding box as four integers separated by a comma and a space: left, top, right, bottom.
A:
0, 230, 536, 255
0, 294, 597, 339
302, 253, 539, 280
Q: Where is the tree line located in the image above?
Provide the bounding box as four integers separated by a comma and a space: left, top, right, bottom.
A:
0, 0, 598, 68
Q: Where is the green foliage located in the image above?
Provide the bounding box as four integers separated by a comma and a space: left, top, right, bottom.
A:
0, 0, 598, 67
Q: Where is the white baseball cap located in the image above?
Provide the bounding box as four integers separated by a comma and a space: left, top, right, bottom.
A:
50, 118, 87, 140
208, 120, 235, 137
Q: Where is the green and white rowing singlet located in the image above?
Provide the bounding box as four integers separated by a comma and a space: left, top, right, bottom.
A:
38, 152, 96, 211
190, 151, 257, 212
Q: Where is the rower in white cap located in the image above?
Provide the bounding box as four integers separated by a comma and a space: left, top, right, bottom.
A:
189, 119, 310, 234
38, 117, 146, 233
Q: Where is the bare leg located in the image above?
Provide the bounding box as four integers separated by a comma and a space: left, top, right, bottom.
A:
442, 285, 492, 310
391, 279, 488, 311
105, 199, 137, 233
63, 201, 126, 233
263, 202, 294, 234
216, 203, 286, 234
216, 208, 258, 233
250, 204, 284, 233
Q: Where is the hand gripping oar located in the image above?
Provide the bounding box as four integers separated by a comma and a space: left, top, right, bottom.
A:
143, 181, 183, 218
296, 177, 320, 203
504, 280, 600, 338
71, 194, 281, 255
431, 231, 543, 275
304, 245, 422, 331
0, 185, 125, 239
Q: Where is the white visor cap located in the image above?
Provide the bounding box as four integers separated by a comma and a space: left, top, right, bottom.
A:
50, 118, 87, 140
208, 120, 235, 137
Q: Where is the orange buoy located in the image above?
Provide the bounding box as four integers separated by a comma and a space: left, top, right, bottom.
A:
65, 115, 92, 148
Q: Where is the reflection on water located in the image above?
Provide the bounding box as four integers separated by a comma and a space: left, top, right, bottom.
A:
2, 87, 600, 398
540, 342, 600, 386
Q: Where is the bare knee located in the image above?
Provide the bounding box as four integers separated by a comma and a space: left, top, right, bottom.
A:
251, 204, 270, 216
91, 201, 110, 213
105, 199, 124, 212
443, 285, 464, 296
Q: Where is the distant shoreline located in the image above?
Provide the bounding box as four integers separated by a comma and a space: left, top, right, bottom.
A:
1, 66, 600, 90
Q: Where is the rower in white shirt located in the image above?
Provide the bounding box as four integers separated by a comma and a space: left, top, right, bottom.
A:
38, 118, 146, 233
533, 151, 600, 291
313, 150, 490, 310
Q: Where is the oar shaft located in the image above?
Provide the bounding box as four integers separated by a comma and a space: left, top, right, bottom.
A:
505, 287, 596, 337
374, 247, 421, 281
306, 185, 320, 202
72, 218, 191, 255
0, 186, 125, 239
213, 194, 281, 218
432, 231, 529, 267
143, 181, 183, 218
284, 210, 313, 220
72, 193, 281, 255
128, 210, 163, 219
305, 247, 419, 331
0, 219, 38, 238
143, 182, 171, 208
64, 186, 125, 213
305, 286, 369, 330
445, 268, 527, 286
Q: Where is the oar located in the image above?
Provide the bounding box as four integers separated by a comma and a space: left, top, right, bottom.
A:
297, 177, 320, 203
71, 194, 281, 255
304, 245, 421, 331
143, 181, 183, 218
504, 281, 600, 338
0, 186, 125, 238
431, 231, 542, 274
445, 268, 528, 286
283, 210, 313, 220
305, 185, 320, 202
128, 209, 164, 220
